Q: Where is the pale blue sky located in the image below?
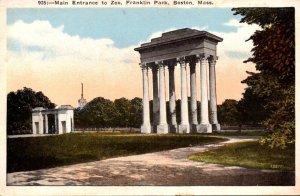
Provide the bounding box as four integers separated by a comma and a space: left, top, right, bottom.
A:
7, 8, 241, 48
7, 8, 257, 105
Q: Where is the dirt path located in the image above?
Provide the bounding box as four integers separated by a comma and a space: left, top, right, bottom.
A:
7, 137, 294, 186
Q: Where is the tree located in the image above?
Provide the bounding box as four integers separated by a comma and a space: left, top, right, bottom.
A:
74, 97, 143, 129
114, 97, 131, 127
7, 87, 55, 134
217, 99, 239, 126
232, 8, 295, 148
233, 8, 294, 83
129, 97, 143, 128
75, 97, 117, 128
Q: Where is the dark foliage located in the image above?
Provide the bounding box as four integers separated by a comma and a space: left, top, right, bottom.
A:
75, 97, 143, 128
232, 8, 295, 148
7, 87, 55, 134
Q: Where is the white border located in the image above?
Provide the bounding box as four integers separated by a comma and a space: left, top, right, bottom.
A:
0, 0, 299, 195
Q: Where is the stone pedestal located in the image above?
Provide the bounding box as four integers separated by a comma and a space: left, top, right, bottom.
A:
157, 124, 169, 134
141, 124, 151, 134
198, 124, 212, 133
178, 124, 189, 134
191, 124, 201, 133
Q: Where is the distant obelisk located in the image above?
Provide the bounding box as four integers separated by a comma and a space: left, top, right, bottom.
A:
78, 83, 87, 109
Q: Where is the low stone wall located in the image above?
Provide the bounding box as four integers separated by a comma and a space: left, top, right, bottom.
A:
74, 127, 140, 132
221, 125, 265, 131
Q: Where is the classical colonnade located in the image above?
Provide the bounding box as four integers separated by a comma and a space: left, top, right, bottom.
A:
135, 28, 223, 134
140, 54, 220, 134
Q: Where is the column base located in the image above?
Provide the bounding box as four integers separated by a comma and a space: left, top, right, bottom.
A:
169, 124, 177, 133
157, 124, 169, 134
197, 123, 212, 133
191, 124, 201, 133
212, 123, 221, 131
178, 124, 190, 134
141, 124, 151, 134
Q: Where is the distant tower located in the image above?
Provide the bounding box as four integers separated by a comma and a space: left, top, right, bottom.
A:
78, 83, 87, 109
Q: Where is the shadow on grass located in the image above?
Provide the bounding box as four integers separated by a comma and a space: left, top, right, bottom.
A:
7, 133, 227, 173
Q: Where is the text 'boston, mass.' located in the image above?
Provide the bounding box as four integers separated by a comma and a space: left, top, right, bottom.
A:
41, 0, 213, 6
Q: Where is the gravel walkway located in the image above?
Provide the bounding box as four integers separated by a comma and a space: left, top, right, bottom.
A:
7, 137, 294, 186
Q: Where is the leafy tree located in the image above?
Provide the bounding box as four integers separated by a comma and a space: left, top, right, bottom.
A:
218, 99, 239, 126
75, 97, 117, 128
232, 8, 295, 148
7, 87, 55, 134
129, 97, 143, 128
75, 97, 143, 128
237, 81, 269, 127
233, 8, 294, 83
114, 97, 131, 127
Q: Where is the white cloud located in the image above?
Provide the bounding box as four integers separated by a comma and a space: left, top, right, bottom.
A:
224, 19, 246, 28
214, 19, 260, 59
7, 19, 260, 106
7, 20, 141, 106
8, 20, 138, 64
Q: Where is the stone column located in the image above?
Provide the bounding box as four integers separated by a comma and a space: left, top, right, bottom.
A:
168, 63, 177, 133
199, 55, 212, 133
151, 66, 159, 133
45, 114, 49, 134
209, 56, 221, 131
157, 61, 169, 134
54, 113, 58, 134
39, 113, 44, 134
178, 57, 190, 133
141, 64, 151, 134
189, 60, 200, 132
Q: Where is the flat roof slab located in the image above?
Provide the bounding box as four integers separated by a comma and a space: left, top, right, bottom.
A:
135, 28, 223, 64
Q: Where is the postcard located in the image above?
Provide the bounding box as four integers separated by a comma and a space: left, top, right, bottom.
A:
0, 0, 299, 195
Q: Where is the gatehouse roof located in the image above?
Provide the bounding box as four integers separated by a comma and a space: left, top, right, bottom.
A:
135, 28, 223, 52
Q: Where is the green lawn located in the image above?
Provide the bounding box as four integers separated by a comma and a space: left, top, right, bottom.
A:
189, 141, 295, 171
7, 132, 227, 173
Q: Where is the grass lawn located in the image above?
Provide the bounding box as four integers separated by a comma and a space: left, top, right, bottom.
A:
189, 141, 295, 171
7, 132, 227, 173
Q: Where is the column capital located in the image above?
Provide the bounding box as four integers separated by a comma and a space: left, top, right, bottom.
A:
196, 53, 210, 61
140, 63, 148, 70
208, 55, 218, 65
155, 61, 165, 68
177, 57, 186, 67
165, 59, 177, 68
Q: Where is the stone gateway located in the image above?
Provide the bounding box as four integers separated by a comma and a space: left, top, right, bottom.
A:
32, 105, 74, 134
134, 28, 223, 134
